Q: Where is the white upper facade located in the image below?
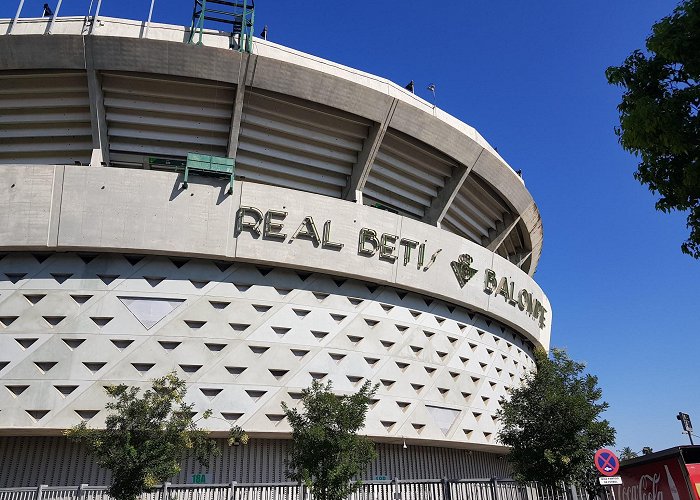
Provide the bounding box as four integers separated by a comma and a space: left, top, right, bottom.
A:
0, 15, 543, 275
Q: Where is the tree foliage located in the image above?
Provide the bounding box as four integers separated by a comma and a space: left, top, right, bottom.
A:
496, 348, 616, 491
606, 0, 700, 257
66, 373, 234, 500
619, 446, 639, 461
281, 380, 378, 500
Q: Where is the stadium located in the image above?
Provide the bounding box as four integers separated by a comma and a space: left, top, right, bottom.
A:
0, 3, 550, 487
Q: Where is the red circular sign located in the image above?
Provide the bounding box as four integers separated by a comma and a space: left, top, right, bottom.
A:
595, 449, 620, 476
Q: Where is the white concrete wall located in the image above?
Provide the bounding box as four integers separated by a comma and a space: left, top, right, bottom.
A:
0, 165, 550, 347
0, 166, 550, 454
0, 252, 536, 452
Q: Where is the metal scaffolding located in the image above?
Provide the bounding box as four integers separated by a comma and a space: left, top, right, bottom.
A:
189, 0, 255, 52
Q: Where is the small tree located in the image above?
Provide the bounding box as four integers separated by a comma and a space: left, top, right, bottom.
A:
605, 0, 700, 258
66, 372, 244, 500
281, 380, 378, 500
496, 348, 616, 494
619, 446, 639, 461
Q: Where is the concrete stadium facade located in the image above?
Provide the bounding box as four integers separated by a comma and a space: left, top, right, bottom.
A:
0, 15, 550, 486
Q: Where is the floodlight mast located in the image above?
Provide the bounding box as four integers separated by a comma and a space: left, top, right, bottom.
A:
189, 0, 255, 52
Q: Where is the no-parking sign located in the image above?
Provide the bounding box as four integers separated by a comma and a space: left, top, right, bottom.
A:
594, 449, 620, 477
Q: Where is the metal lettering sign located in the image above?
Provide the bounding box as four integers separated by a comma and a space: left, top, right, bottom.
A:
235, 206, 548, 330
451, 254, 478, 288
191, 474, 208, 484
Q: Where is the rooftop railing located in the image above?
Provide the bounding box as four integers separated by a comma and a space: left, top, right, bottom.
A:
6, 0, 156, 36
2, 0, 248, 50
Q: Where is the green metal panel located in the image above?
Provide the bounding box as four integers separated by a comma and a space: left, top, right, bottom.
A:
183, 152, 235, 194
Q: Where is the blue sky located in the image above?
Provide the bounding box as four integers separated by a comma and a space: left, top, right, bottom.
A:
3, 0, 699, 453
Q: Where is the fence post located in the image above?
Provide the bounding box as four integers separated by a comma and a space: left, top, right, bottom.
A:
490, 478, 500, 500
162, 482, 171, 500
391, 477, 400, 500
77, 483, 88, 500
442, 478, 452, 500
36, 485, 47, 500
229, 481, 236, 500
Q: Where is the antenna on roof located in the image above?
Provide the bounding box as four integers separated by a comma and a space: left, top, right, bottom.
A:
189, 0, 255, 53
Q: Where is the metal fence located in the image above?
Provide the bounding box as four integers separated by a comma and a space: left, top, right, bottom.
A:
0, 481, 580, 500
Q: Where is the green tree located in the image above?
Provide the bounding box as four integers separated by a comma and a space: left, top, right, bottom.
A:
496, 348, 616, 493
619, 446, 639, 461
66, 373, 245, 500
281, 380, 378, 500
606, 0, 700, 258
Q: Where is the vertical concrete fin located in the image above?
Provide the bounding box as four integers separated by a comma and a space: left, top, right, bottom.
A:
485, 214, 522, 252
342, 98, 398, 201
84, 37, 109, 166
227, 53, 256, 158
424, 148, 483, 226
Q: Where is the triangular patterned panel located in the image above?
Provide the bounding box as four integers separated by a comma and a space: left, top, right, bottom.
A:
125, 255, 145, 266
50, 273, 72, 284
26, 410, 49, 421
24, 294, 46, 305
5, 273, 27, 284
426, 404, 461, 435
54, 385, 78, 397
119, 297, 185, 329
75, 410, 100, 421
0, 316, 18, 327
6, 385, 29, 396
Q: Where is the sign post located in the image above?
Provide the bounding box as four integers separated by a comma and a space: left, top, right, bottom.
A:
595, 448, 621, 500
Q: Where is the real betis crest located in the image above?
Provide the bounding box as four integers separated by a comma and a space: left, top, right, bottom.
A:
451, 254, 478, 288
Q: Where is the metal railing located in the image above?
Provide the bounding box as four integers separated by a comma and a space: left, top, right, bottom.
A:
0, 480, 581, 500
5, 0, 155, 35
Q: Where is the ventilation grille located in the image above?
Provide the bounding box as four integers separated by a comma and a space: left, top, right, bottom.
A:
102, 72, 234, 162
0, 71, 92, 165
236, 90, 370, 198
